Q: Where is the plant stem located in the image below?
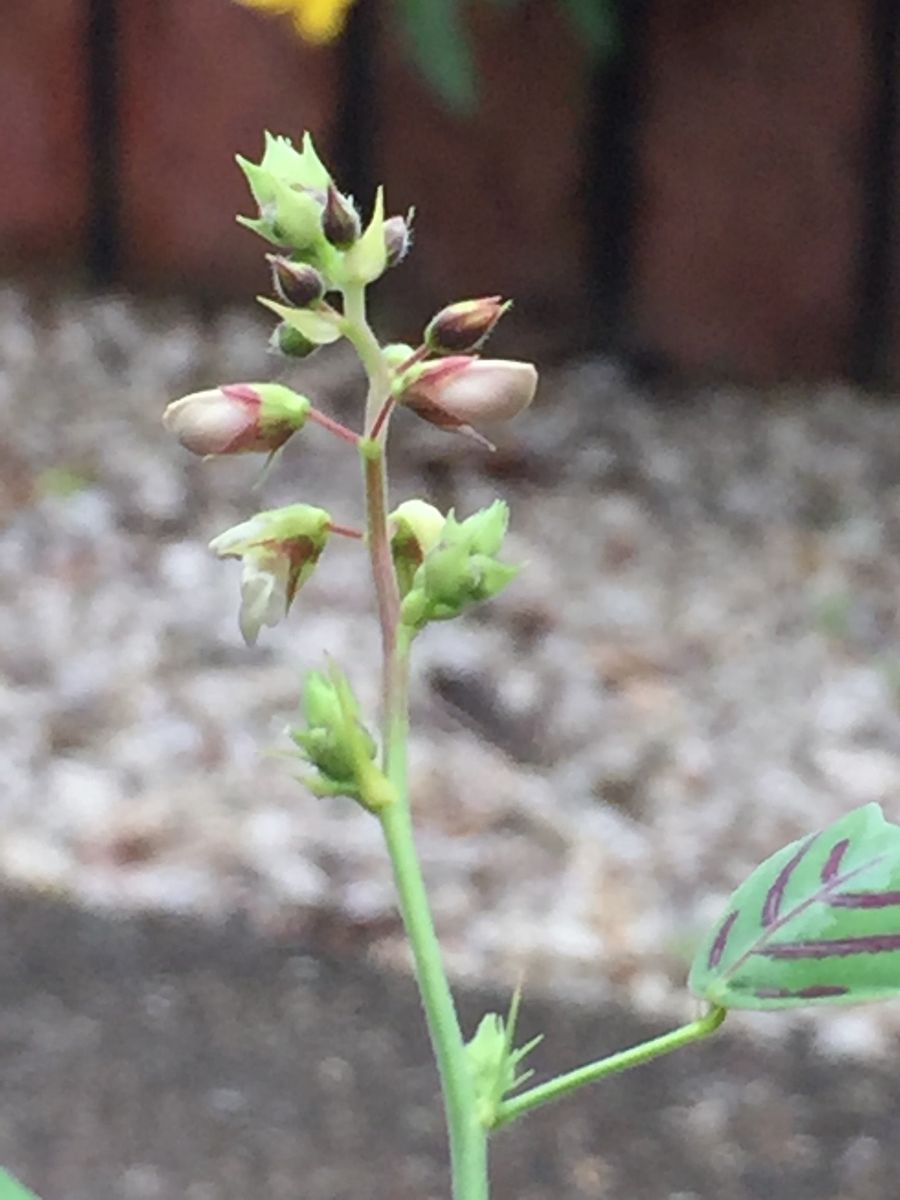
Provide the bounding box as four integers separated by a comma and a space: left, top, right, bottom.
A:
345, 282, 489, 1200
494, 1006, 727, 1130
380, 632, 489, 1200
341, 284, 392, 430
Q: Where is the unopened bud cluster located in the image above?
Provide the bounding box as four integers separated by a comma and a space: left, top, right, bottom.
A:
291, 668, 394, 809
395, 500, 518, 630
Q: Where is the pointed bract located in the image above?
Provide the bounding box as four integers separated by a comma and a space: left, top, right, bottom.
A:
399, 501, 519, 630
237, 131, 332, 252
341, 187, 386, 284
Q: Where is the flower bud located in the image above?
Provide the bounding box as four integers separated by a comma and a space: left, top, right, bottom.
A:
395, 357, 537, 437
209, 504, 331, 644
269, 321, 318, 359
399, 501, 519, 630
389, 499, 446, 597
384, 210, 413, 267
322, 184, 361, 248
267, 255, 325, 306
425, 297, 510, 355
237, 132, 331, 252
163, 383, 311, 457
291, 667, 379, 799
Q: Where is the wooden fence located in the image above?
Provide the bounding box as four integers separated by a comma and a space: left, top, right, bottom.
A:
4, 0, 899, 384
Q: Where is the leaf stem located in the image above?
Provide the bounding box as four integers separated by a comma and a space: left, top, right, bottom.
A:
494, 1006, 727, 1130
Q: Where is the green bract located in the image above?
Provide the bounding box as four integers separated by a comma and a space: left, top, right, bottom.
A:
465, 993, 541, 1130
291, 666, 393, 809
400, 501, 518, 629
258, 296, 343, 345
339, 186, 387, 285
689, 803, 900, 1010
237, 132, 332, 253
389, 499, 447, 598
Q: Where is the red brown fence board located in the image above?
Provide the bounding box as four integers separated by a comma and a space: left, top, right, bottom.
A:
117, 0, 340, 296
0, 0, 90, 271
630, 0, 872, 382
1, 0, 896, 383
375, 2, 595, 344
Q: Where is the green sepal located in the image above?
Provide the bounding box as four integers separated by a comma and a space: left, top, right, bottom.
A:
269, 321, 319, 359
291, 665, 393, 811
238, 131, 331, 200
236, 211, 284, 247
257, 297, 343, 345
466, 990, 542, 1130
445, 499, 508, 556
389, 499, 447, 598
255, 382, 311, 436
400, 501, 518, 629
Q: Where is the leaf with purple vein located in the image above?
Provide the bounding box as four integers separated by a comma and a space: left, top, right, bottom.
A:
688, 804, 900, 1010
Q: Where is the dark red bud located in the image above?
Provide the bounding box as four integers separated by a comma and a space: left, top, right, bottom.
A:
321, 184, 361, 248
424, 296, 510, 354
384, 210, 413, 267
267, 255, 326, 307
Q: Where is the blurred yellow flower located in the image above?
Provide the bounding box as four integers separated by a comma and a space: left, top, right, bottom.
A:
234, 0, 356, 44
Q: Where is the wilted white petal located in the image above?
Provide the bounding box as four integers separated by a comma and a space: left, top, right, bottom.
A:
238, 559, 285, 646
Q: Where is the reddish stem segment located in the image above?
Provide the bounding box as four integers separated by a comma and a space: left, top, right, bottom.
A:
307, 407, 360, 445
368, 394, 396, 441
327, 522, 364, 539
362, 444, 401, 659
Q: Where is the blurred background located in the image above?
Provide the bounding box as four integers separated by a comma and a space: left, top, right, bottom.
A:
5, 1, 900, 1197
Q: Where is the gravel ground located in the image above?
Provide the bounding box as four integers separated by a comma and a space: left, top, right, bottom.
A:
4, 284, 900, 1055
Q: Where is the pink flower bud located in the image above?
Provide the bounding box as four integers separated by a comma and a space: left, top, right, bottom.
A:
163, 383, 310, 456
396, 357, 537, 438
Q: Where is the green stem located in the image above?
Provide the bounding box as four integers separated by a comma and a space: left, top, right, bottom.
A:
494, 1006, 727, 1130
345, 282, 489, 1200
341, 283, 392, 430
380, 632, 489, 1200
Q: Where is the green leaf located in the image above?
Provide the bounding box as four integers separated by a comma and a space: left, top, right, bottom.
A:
395, 0, 477, 114
690, 803, 900, 1010
558, 0, 620, 55
256, 297, 343, 345
0, 1170, 41, 1200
